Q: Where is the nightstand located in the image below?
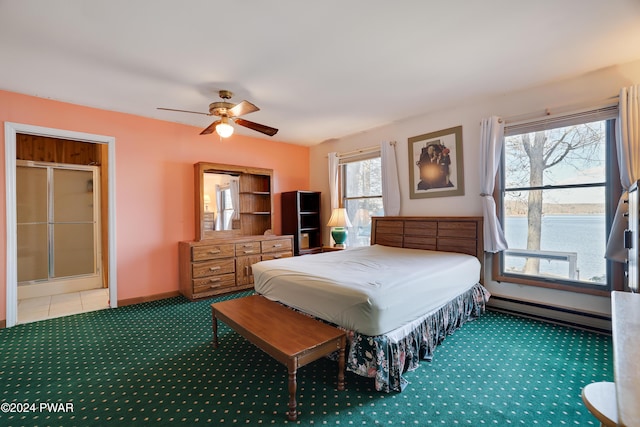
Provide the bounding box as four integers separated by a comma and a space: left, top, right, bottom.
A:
321, 246, 345, 252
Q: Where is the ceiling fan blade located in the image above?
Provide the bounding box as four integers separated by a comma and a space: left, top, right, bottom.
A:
229, 100, 259, 117
157, 107, 211, 116
235, 118, 279, 136
200, 120, 221, 135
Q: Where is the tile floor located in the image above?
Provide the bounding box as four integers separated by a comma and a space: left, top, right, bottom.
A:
18, 288, 110, 324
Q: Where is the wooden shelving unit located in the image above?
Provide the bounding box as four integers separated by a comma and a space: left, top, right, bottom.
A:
281, 191, 322, 255
239, 174, 273, 236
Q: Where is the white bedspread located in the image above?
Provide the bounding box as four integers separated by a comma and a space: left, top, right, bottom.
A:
252, 244, 481, 336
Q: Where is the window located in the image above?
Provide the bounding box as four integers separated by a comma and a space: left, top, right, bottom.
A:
221, 187, 234, 229
495, 109, 621, 293
341, 155, 383, 247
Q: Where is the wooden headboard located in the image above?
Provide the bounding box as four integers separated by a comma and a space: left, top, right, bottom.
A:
370, 216, 484, 283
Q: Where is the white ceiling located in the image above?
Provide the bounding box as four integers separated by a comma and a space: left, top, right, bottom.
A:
1, 1, 640, 146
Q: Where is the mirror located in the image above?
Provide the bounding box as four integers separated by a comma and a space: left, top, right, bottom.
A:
194, 162, 274, 241
202, 173, 240, 232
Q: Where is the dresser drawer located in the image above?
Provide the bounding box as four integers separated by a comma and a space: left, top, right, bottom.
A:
235, 241, 261, 256
179, 236, 293, 301
192, 259, 235, 279
262, 251, 293, 261
192, 244, 235, 262
193, 273, 236, 293
261, 238, 292, 253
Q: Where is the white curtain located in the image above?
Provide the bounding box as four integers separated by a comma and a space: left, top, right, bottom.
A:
380, 141, 401, 216
214, 184, 223, 230
606, 84, 640, 262
229, 178, 240, 220
479, 116, 509, 252
328, 152, 339, 211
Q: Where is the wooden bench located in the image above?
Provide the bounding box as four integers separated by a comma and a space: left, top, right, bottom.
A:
211, 295, 346, 421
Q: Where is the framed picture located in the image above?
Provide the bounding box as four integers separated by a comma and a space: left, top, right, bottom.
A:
408, 125, 464, 199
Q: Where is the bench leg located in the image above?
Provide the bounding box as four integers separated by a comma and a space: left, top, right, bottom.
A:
211, 307, 219, 349
337, 337, 345, 391
287, 369, 297, 421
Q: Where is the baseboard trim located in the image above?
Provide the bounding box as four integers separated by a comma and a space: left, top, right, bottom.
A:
118, 291, 181, 307
0, 319, 6, 329
488, 296, 611, 335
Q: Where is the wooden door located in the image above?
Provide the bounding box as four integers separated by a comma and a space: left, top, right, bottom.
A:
236, 255, 261, 287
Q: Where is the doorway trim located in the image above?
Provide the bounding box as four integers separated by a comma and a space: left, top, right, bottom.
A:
4, 122, 117, 327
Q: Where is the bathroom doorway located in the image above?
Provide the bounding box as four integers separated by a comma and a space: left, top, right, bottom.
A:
5, 127, 116, 325
16, 160, 106, 321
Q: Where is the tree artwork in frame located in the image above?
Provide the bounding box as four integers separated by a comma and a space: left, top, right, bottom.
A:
408, 126, 464, 199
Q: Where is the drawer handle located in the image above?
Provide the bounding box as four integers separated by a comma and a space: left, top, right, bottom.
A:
208, 249, 221, 254
243, 250, 255, 254
273, 255, 282, 259
273, 244, 282, 248
242, 244, 253, 248
209, 277, 221, 283
209, 266, 221, 271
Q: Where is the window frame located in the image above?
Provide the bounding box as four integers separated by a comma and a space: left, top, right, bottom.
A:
492, 118, 623, 296
339, 151, 383, 247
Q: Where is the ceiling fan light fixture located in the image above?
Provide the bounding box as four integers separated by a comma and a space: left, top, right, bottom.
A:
159, 90, 277, 137
215, 117, 234, 138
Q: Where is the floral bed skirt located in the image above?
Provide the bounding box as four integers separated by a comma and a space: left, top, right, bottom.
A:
335, 283, 490, 392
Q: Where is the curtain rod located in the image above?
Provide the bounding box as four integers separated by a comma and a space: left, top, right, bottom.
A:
478, 118, 503, 124
337, 141, 396, 159
502, 96, 619, 126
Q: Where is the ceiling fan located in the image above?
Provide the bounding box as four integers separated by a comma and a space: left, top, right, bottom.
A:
157, 90, 278, 138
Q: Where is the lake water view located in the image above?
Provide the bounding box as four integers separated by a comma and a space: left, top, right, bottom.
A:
504, 215, 606, 283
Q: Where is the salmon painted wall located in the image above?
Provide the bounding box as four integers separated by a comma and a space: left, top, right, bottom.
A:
0, 90, 310, 322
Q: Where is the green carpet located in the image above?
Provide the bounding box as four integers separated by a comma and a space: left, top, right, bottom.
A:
0, 291, 612, 426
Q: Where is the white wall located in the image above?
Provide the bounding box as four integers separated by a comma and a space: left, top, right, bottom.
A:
309, 59, 640, 317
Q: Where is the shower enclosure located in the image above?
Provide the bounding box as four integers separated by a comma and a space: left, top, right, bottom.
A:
17, 161, 102, 298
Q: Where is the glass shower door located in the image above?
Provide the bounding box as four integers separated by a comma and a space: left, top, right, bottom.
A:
16, 166, 49, 282
17, 162, 100, 294
52, 168, 96, 278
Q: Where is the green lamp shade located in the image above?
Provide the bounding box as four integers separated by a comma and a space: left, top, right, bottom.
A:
331, 227, 348, 246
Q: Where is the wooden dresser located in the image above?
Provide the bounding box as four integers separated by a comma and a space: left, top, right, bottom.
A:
179, 235, 293, 300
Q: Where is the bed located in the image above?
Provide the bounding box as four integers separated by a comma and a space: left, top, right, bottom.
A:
252, 216, 490, 392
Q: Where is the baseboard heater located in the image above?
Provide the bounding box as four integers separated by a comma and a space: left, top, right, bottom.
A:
488, 296, 611, 334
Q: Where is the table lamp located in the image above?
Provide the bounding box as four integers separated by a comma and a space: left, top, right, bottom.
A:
327, 208, 352, 248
